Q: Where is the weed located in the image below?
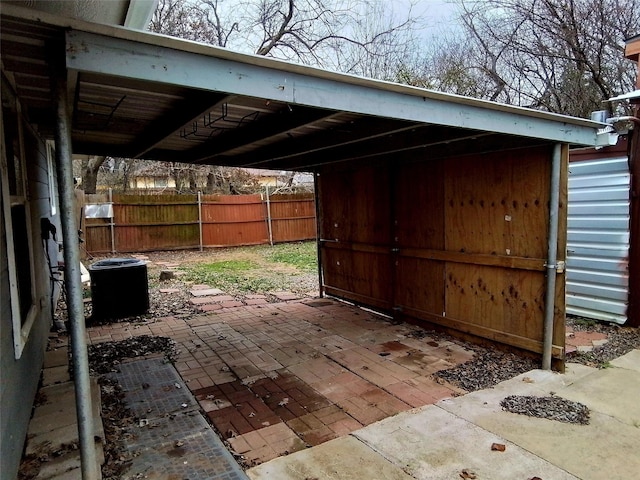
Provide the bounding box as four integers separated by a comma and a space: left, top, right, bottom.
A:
572, 317, 597, 328
267, 242, 317, 272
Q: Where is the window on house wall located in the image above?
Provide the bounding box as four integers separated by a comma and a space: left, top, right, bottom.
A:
154, 177, 168, 188
1, 77, 37, 359
46, 141, 57, 216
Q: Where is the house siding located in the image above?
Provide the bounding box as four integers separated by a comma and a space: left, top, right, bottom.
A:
1, 86, 61, 480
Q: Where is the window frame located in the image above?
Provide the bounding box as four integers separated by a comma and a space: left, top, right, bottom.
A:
1, 86, 38, 359
46, 140, 57, 216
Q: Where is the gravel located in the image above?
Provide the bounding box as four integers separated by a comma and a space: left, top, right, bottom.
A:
432, 341, 538, 392
500, 395, 590, 425
566, 316, 640, 368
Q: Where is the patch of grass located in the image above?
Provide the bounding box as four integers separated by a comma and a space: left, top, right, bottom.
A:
197, 260, 257, 273
178, 241, 318, 294
267, 242, 317, 272
183, 260, 264, 293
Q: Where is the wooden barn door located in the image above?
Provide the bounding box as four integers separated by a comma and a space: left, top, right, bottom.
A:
391, 160, 447, 322
318, 164, 395, 311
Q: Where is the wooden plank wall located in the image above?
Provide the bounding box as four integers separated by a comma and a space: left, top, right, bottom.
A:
115, 194, 199, 251
318, 144, 567, 360
201, 194, 267, 247
269, 194, 316, 243
84, 193, 316, 253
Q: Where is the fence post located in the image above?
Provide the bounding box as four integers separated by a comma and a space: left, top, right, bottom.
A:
265, 185, 274, 246
109, 188, 115, 254
197, 191, 203, 251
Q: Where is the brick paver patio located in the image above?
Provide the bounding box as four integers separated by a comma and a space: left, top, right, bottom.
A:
85, 298, 484, 466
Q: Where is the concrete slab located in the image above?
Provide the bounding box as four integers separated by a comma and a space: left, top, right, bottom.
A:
34, 450, 81, 479
27, 424, 105, 466
610, 348, 640, 372
26, 377, 104, 473
559, 366, 640, 427
354, 405, 577, 480
42, 365, 70, 386
43, 349, 68, 368
438, 367, 640, 480
246, 436, 414, 480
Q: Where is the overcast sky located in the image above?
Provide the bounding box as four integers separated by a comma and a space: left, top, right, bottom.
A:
395, 0, 461, 36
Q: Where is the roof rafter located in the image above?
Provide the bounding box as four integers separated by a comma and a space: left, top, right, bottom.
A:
186, 106, 340, 163
129, 92, 235, 158
244, 125, 487, 170
232, 117, 421, 167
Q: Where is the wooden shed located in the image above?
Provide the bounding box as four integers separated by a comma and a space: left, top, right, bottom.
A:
317, 137, 572, 366
1, 4, 610, 376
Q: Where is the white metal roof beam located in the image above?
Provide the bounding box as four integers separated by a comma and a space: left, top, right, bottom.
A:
65, 30, 600, 147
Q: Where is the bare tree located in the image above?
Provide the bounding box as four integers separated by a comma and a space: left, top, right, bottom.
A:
455, 0, 640, 116
150, 0, 422, 75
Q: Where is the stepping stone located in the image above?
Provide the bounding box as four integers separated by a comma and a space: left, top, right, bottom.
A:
191, 284, 211, 290
191, 288, 224, 297
577, 345, 594, 353
210, 295, 235, 302
190, 295, 236, 305
200, 304, 223, 312
190, 297, 220, 305
246, 299, 268, 306
159, 288, 181, 294
221, 301, 244, 308
272, 292, 299, 301
245, 294, 267, 299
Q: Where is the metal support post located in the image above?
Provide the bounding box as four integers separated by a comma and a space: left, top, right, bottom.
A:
53, 70, 98, 479
265, 185, 274, 246
542, 143, 562, 370
198, 191, 203, 251
314, 172, 324, 297
109, 187, 115, 253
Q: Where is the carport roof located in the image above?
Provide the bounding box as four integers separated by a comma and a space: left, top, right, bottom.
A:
1, 4, 607, 171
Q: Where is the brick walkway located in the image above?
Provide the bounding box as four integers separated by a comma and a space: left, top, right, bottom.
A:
87, 298, 472, 467
565, 326, 609, 354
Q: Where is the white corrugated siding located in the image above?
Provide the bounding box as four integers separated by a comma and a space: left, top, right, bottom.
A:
566, 156, 630, 324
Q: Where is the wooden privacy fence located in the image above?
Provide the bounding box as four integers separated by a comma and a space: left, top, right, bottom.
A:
83, 192, 316, 254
